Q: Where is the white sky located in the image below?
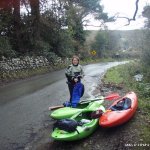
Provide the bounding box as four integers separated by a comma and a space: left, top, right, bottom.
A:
85, 0, 150, 30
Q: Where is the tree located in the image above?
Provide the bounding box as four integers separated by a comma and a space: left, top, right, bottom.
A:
69, 0, 109, 53
107, 31, 121, 51
0, 0, 110, 58
142, 5, 150, 66
0, 0, 16, 56
91, 31, 109, 57
142, 5, 150, 28
12, 0, 22, 52
0, 0, 13, 36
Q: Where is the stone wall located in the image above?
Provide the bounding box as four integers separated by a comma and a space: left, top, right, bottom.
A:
0, 56, 50, 72
0, 56, 72, 72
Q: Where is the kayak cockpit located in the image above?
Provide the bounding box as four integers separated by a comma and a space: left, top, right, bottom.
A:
110, 97, 132, 111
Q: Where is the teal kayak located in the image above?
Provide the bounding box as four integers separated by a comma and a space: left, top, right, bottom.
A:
50, 100, 105, 119
51, 105, 105, 141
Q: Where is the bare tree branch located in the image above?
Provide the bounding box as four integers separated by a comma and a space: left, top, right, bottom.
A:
82, 0, 140, 28
117, 0, 140, 26
83, 21, 108, 30
83, 24, 102, 27
133, 0, 139, 20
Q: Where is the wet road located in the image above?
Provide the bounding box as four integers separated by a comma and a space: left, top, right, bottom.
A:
0, 62, 127, 150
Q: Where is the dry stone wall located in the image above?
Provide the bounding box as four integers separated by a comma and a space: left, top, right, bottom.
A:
0, 56, 72, 71
0, 56, 50, 72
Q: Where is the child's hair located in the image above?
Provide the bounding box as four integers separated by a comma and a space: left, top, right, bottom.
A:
72, 55, 80, 62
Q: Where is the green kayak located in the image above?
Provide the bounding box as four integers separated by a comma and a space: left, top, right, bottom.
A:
50, 100, 105, 119
51, 105, 105, 141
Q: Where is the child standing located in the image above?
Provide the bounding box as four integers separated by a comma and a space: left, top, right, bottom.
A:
65, 56, 84, 106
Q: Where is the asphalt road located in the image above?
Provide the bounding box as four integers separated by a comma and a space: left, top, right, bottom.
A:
0, 62, 127, 150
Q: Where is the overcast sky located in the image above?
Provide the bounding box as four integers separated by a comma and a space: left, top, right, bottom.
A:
85, 0, 150, 30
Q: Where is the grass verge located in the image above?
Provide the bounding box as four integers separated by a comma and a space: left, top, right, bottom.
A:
103, 61, 150, 145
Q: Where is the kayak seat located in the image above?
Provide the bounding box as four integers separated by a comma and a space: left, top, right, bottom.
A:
77, 112, 93, 125
78, 110, 103, 125
53, 119, 80, 134
110, 98, 131, 111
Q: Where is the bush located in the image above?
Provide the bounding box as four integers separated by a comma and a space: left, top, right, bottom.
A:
0, 37, 16, 58
33, 40, 52, 56
141, 30, 150, 66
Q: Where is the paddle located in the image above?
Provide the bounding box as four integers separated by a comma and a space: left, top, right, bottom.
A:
80, 93, 120, 104
49, 93, 120, 110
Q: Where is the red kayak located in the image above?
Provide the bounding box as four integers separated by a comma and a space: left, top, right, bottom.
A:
99, 91, 138, 128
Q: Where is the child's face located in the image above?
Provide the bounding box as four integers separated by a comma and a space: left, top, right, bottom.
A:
72, 58, 79, 65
